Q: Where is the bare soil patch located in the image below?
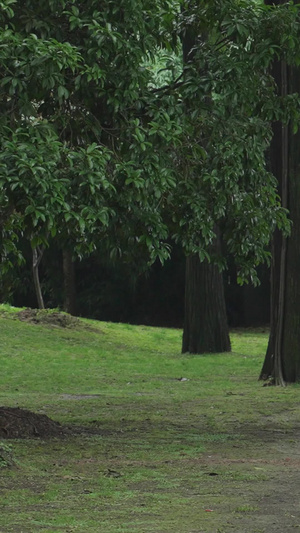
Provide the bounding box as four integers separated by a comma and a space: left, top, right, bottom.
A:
17, 309, 80, 328
13, 308, 102, 333
0, 407, 68, 439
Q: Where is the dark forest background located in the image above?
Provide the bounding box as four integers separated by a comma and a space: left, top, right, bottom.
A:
0, 243, 270, 328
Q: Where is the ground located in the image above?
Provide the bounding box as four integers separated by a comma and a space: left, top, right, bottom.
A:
2, 406, 300, 532
1, 308, 300, 532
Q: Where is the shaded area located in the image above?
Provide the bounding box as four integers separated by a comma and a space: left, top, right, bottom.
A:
2, 243, 270, 329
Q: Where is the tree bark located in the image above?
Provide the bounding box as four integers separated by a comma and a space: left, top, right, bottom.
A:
280, 110, 300, 381
32, 247, 45, 310
180, 8, 230, 355
260, 58, 287, 385
260, 4, 300, 382
62, 248, 77, 315
182, 235, 231, 354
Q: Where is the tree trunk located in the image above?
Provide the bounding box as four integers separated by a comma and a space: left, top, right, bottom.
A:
180, 10, 230, 355
32, 247, 45, 310
281, 111, 300, 381
182, 237, 231, 354
259, 226, 283, 380
260, 57, 288, 385
260, 17, 300, 382
62, 248, 77, 315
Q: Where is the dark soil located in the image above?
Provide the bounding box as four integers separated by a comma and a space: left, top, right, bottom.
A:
0, 407, 68, 439
15, 308, 102, 334
17, 309, 80, 328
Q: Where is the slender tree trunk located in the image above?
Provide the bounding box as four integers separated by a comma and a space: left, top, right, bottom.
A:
281, 111, 300, 381
259, 227, 282, 380
260, 59, 287, 385
260, 8, 300, 382
182, 234, 231, 354
32, 247, 45, 310
62, 248, 77, 315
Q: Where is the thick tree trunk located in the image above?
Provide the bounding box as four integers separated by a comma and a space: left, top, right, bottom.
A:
181, 12, 230, 355
62, 248, 77, 315
32, 247, 45, 310
182, 236, 231, 354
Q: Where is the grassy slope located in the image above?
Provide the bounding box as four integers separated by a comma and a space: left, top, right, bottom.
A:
0, 306, 300, 532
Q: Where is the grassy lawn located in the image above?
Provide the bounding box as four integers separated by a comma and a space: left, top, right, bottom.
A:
0, 306, 300, 532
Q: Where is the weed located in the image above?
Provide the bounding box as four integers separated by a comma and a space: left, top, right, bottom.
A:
0, 441, 14, 468
235, 505, 259, 513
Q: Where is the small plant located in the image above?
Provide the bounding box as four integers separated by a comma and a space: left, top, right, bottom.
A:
235, 505, 259, 513
0, 441, 14, 468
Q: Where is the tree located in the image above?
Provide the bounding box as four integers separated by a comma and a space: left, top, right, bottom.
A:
0, 0, 178, 306
260, 0, 300, 384
175, 1, 300, 356
179, 3, 230, 354
0, 0, 299, 333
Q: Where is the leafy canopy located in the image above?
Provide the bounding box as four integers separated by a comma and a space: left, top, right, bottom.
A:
1, 0, 300, 283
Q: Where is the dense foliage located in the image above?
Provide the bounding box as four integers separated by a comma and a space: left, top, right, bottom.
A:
171, 1, 300, 283
0, 0, 178, 269
1, 0, 300, 290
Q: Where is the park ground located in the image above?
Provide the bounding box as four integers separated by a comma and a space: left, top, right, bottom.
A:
0, 306, 300, 532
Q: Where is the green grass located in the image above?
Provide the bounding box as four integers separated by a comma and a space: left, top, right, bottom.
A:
0, 305, 300, 532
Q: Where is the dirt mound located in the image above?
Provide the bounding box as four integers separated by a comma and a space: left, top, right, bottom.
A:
17, 309, 80, 328
14, 308, 102, 334
0, 407, 68, 439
